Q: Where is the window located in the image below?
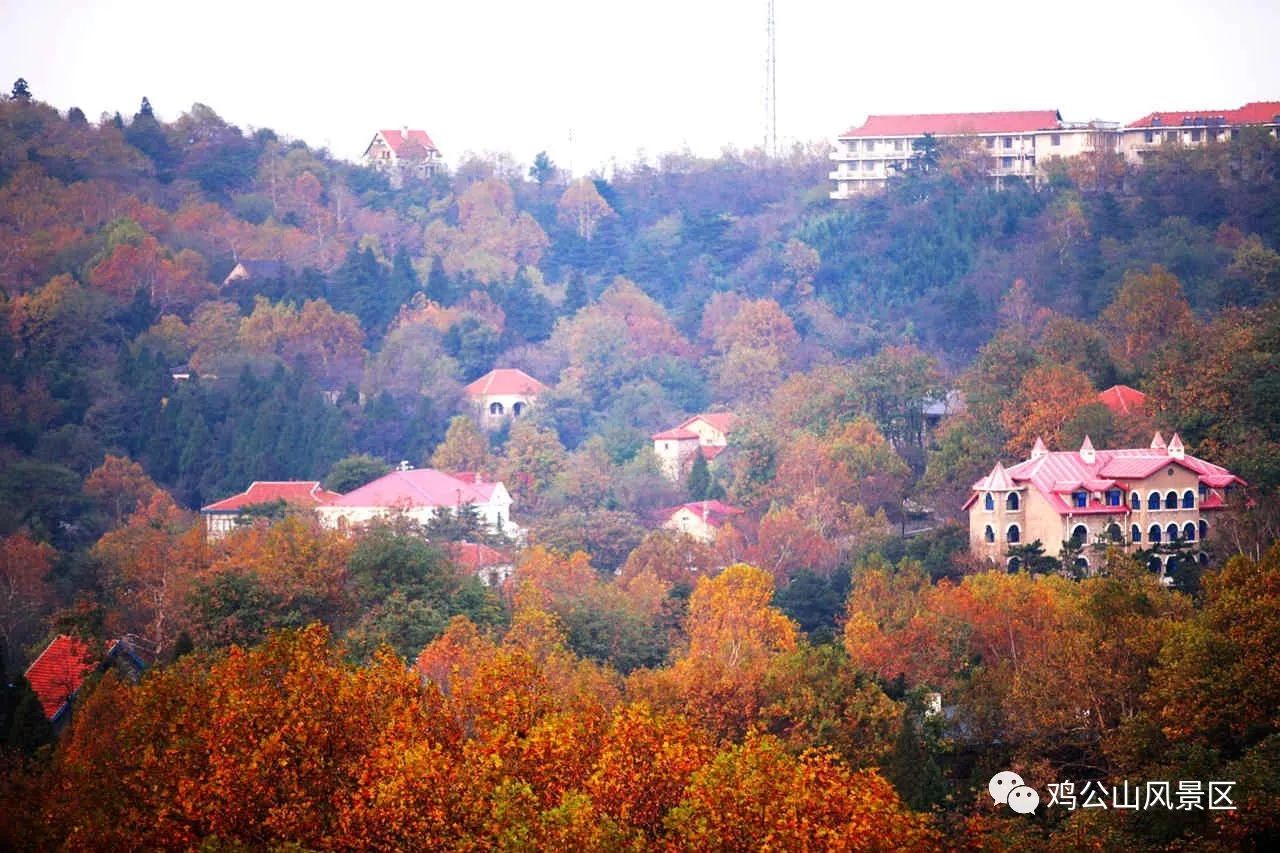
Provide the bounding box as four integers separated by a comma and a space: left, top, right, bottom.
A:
1199, 483, 1208, 501
1007, 524, 1021, 543
1148, 555, 1163, 572
1148, 492, 1161, 511
1199, 520, 1208, 540
1183, 522, 1196, 541
1164, 491, 1178, 510
1130, 492, 1142, 510
1001, 157, 1014, 168
512, 401, 525, 417
893, 140, 904, 151
1107, 489, 1122, 506
1190, 129, 1202, 142
489, 401, 504, 415
1181, 489, 1194, 509
984, 525, 995, 543
1149, 524, 1162, 543
1073, 491, 1088, 508
1106, 523, 1123, 542
1075, 556, 1090, 572
1131, 524, 1142, 543
1008, 556, 1022, 573
1006, 493, 1020, 511
1070, 524, 1088, 546
1166, 523, 1179, 542
863, 161, 875, 171
984, 493, 995, 511
1164, 131, 1178, 143
1144, 130, 1155, 143
1050, 134, 1061, 146
986, 138, 995, 149
1003, 136, 1013, 149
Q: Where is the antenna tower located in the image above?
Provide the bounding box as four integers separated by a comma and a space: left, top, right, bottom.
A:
764, 0, 777, 156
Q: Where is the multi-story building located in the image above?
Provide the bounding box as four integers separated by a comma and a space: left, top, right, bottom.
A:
316, 467, 518, 539
362, 127, 443, 183
829, 110, 1117, 198
830, 101, 1280, 198
1118, 101, 1280, 164
652, 412, 736, 482
200, 480, 343, 540
465, 368, 546, 430
966, 433, 1244, 576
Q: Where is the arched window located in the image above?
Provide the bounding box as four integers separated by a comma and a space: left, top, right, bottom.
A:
1198, 553, 1209, 566
1006, 492, 1020, 511
1130, 492, 1141, 510
1148, 492, 1161, 511
1006, 524, 1021, 543
1166, 523, 1179, 542
1149, 524, 1162, 543
1199, 520, 1208, 540
1183, 522, 1196, 541
984, 525, 995, 543
1181, 489, 1195, 509
1164, 491, 1178, 510
1131, 524, 1142, 543
1147, 555, 1162, 572
512, 401, 525, 417
1074, 556, 1090, 572
1007, 556, 1022, 573
1106, 523, 1123, 542
489, 401, 505, 415
1070, 524, 1088, 546
984, 493, 995, 511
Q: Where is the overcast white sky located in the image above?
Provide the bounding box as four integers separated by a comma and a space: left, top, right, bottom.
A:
3, 0, 1279, 176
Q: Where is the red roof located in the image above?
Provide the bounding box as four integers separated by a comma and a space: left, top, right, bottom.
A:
464, 368, 546, 398
662, 500, 745, 528
378, 128, 438, 154
652, 427, 699, 441
971, 436, 1244, 517
202, 481, 343, 513
1125, 101, 1280, 129
1098, 385, 1148, 417
448, 541, 510, 570
25, 635, 97, 721
679, 412, 738, 435
331, 469, 502, 509
840, 110, 1062, 138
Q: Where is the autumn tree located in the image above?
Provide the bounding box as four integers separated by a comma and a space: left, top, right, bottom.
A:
82, 454, 160, 528
557, 178, 615, 240
430, 414, 489, 472
0, 533, 55, 668
1104, 264, 1197, 377
999, 362, 1099, 455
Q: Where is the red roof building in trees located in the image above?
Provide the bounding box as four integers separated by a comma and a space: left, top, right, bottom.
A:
362, 127, 443, 183
967, 434, 1244, 577
653, 413, 737, 481
25, 635, 96, 723
201, 481, 343, 540
660, 500, 745, 543
465, 369, 547, 429
1119, 101, 1280, 164
1098, 384, 1148, 418
317, 468, 518, 539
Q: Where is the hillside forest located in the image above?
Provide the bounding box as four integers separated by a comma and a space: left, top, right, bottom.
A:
2, 81, 1280, 849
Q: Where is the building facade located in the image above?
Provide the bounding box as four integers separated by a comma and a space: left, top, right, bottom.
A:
966, 434, 1244, 576
200, 481, 343, 540
830, 101, 1280, 198
316, 468, 518, 539
652, 413, 736, 482
464, 368, 547, 431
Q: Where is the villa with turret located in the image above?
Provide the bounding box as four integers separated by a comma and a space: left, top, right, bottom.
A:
966, 433, 1244, 575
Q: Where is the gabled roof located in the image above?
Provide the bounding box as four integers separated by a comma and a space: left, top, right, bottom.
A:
652, 427, 699, 441
679, 412, 738, 435
25, 635, 97, 721
1098, 384, 1148, 417
374, 128, 439, 154
202, 481, 343, 513
662, 500, 744, 528
969, 437, 1245, 517
1125, 101, 1280, 129
464, 368, 546, 398
448, 541, 510, 570
839, 110, 1063, 138
330, 468, 502, 509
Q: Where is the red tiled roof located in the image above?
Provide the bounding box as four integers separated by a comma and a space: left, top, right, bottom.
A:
971, 437, 1244, 517
202, 481, 343, 513
448, 541, 510, 570
679, 412, 737, 435
464, 368, 546, 398
662, 500, 744, 527
1125, 101, 1280, 129
331, 469, 501, 509
1098, 385, 1148, 417
25, 635, 97, 721
379, 128, 438, 153
652, 428, 699, 441
840, 110, 1062, 138
700, 445, 726, 461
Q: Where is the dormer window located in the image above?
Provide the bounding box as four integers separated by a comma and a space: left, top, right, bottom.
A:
1106, 489, 1122, 506
1073, 491, 1088, 508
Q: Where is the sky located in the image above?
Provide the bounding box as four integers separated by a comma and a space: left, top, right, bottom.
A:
3, 0, 1279, 176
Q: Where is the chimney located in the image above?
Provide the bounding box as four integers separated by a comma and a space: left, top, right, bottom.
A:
398, 460, 412, 472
